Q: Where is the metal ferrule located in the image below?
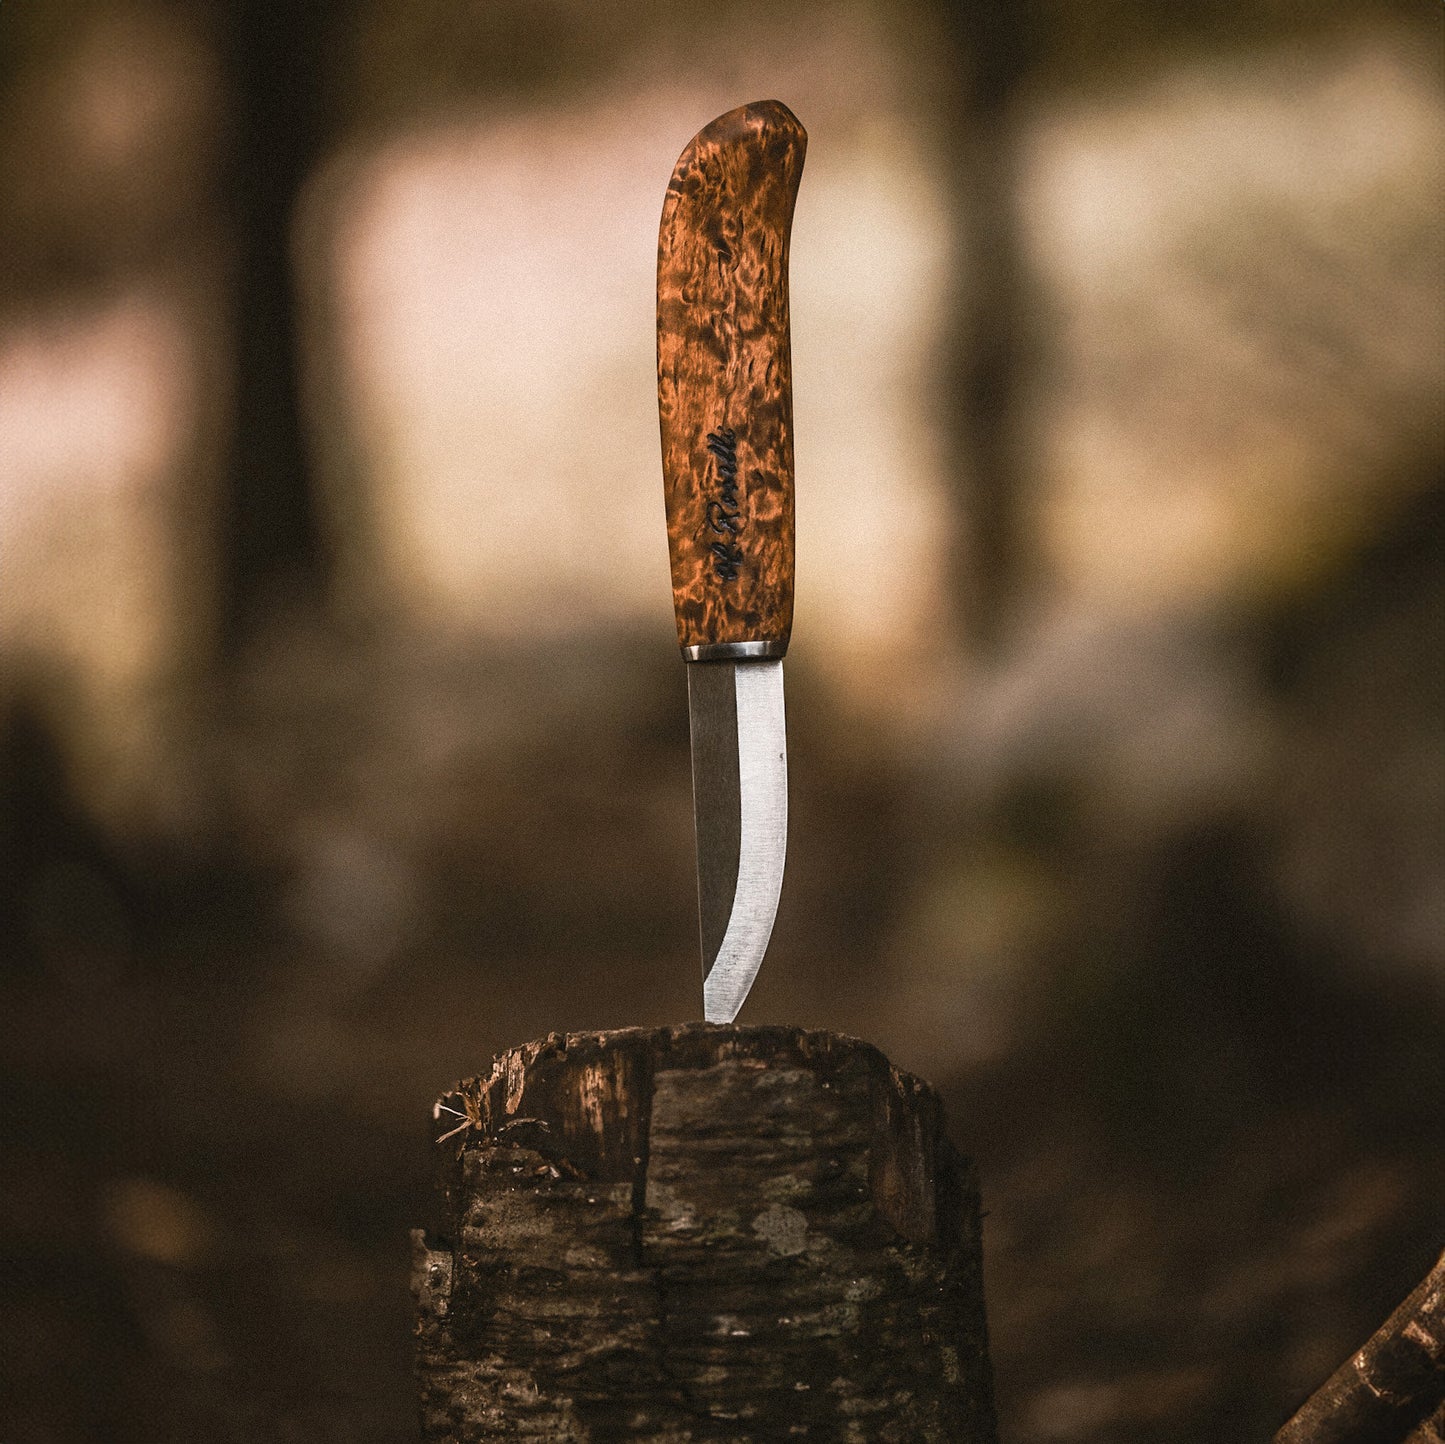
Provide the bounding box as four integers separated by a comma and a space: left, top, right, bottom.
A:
682, 640, 788, 663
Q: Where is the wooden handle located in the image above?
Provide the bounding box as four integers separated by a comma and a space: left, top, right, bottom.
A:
657, 100, 806, 659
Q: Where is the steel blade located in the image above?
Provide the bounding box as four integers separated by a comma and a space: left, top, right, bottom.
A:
687, 659, 787, 1023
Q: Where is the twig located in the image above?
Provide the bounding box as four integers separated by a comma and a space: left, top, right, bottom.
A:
1277, 1249, 1445, 1443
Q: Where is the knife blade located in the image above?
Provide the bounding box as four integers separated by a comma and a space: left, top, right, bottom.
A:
657, 100, 806, 1023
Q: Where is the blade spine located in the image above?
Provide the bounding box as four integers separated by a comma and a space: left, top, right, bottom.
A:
688, 661, 741, 988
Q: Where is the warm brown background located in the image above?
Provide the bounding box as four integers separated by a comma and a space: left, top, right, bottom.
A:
1, 2, 1441, 1441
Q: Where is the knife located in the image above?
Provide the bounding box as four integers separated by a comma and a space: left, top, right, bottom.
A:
657, 100, 806, 1023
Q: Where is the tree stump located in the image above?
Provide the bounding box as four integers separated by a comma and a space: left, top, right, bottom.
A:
412, 1024, 997, 1442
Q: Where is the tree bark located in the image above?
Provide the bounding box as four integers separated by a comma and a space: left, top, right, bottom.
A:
1405, 1399, 1445, 1444
1276, 1249, 1445, 1444
413, 1024, 997, 1442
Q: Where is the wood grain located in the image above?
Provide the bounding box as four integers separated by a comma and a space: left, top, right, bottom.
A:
658, 101, 805, 655
414, 1025, 998, 1441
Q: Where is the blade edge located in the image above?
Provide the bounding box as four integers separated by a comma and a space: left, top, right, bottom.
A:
702, 660, 787, 1023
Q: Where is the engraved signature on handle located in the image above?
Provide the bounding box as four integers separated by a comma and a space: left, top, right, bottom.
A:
705, 427, 743, 581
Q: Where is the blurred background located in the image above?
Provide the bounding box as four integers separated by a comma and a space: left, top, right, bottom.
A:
1, 1, 1441, 1439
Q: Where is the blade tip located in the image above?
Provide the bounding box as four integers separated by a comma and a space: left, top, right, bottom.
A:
703, 991, 741, 1025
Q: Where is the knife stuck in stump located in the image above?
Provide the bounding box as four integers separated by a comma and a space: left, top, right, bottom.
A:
658, 100, 805, 1023
411, 102, 998, 1443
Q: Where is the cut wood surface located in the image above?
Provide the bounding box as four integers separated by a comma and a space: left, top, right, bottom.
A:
1276, 1248, 1445, 1444
413, 1024, 997, 1442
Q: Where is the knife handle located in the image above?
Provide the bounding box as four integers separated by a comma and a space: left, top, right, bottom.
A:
658, 101, 806, 661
